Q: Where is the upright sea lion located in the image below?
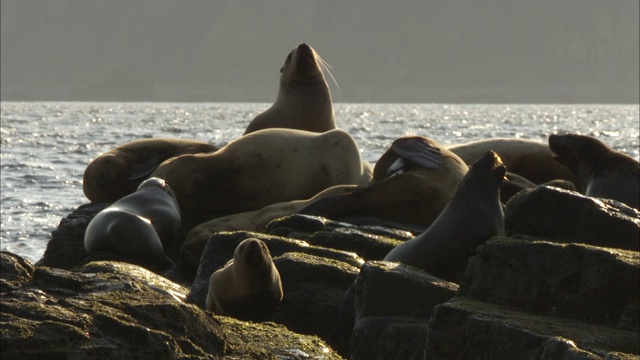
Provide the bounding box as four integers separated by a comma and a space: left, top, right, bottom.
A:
244, 43, 336, 135
83, 177, 181, 272
548, 133, 639, 209
151, 128, 367, 214
339, 151, 506, 351
383, 150, 506, 283
83, 138, 218, 203
206, 238, 283, 322
300, 136, 469, 226
447, 138, 575, 185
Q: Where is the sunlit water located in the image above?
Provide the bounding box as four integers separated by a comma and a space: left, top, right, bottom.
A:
1, 102, 638, 263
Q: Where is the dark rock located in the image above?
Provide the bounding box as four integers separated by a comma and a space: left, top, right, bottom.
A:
273, 252, 360, 351
355, 261, 459, 320
1, 251, 343, 359
460, 237, 640, 330
37, 202, 108, 270
307, 228, 403, 261
505, 186, 640, 251
350, 317, 429, 360
0, 251, 35, 292
345, 261, 458, 358
188, 231, 364, 309
425, 298, 639, 359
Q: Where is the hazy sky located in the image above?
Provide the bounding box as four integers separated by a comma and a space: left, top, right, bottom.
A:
1, 0, 638, 103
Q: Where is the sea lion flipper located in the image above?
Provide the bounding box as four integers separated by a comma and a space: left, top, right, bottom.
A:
391, 137, 442, 169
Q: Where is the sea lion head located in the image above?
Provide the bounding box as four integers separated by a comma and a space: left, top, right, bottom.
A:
280, 43, 337, 88
548, 134, 610, 175
83, 154, 132, 202
137, 177, 179, 203
463, 150, 507, 190
234, 238, 273, 270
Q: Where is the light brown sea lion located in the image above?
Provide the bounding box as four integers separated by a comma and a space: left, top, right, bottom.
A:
205, 238, 283, 322
383, 150, 506, 283
447, 138, 575, 185
548, 133, 639, 209
244, 43, 336, 135
83, 177, 181, 272
180, 184, 359, 273
151, 128, 367, 214
299, 136, 469, 226
83, 138, 218, 203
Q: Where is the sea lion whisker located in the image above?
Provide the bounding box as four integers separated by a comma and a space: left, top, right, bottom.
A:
318, 56, 340, 90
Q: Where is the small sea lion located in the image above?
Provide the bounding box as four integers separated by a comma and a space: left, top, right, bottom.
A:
205, 238, 283, 322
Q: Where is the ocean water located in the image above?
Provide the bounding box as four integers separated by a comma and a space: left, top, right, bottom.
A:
1, 102, 638, 263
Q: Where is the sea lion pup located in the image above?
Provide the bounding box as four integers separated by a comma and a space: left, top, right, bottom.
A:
151, 128, 367, 214
83, 138, 218, 203
299, 136, 469, 226
244, 43, 336, 135
447, 137, 575, 185
206, 238, 283, 322
180, 184, 359, 274
83, 177, 181, 272
549, 133, 640, 209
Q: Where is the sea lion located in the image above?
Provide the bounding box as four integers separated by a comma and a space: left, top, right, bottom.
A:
244, 43, 336, 135
339, 151, 506, 351
299, 136, 469, 226
151, 128, 368, 214
548, 133, 639, 209
205, 238, 283, 322
447, 138, 575, 185
83, 138, 218, 203
383, 150, 506, 283
181, 184, 359, 273
83, 177, 181, 272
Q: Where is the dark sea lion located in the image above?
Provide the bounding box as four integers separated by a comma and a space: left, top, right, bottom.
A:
83, 138, 218, 203
206, 238, 283, 322
383, 150, 506, 283
83, 177, 181, 272
447, 138, 575, 185
548, 133, 639, 209
299, 136, 469, 226
151, 128, 367, 214
339, 151, 506, 352
244, 43, 336, 135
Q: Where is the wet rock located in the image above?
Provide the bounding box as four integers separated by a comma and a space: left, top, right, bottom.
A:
355, 261, 458, 320
0, 251, 35, 292
505, 186, 640, 251
1, 251, 342, 359
37, 202, 108, 270
425, 298, 639, 359
350, 317, 429, 360
273, 252, 360, 351
460, 237, 640, 330
188, 231, 364, 309
346, 261, 458, 358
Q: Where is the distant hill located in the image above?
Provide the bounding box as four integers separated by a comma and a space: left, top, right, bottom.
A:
1, 0, 638, 103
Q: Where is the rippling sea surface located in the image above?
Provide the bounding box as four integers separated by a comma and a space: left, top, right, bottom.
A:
1, 102, 639, 263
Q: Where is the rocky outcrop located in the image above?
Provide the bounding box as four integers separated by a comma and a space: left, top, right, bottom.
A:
8, 193, 640, 359
0, 251, 342, 359
505, 186, 640, 251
